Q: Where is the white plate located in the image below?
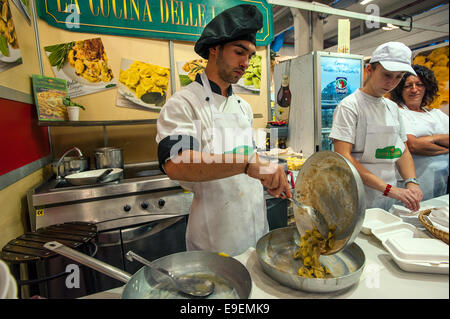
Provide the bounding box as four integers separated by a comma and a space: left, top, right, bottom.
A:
117, 82, 163, 111
234, 77, 260, 92
0, 46, 22, 63
65, 168, 123, 185
384, 237, 449, 274
361, 208, 403, 235
371, 222, 430, 242
61, 61, 113, 88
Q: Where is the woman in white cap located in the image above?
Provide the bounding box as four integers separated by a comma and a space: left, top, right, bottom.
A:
330, 42, 423, 211
156, 5, 291, 256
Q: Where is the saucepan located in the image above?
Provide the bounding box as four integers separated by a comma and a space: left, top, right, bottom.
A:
43, 242, 252, 299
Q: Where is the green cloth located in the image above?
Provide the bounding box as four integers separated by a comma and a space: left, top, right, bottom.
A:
194, 4, 263, 59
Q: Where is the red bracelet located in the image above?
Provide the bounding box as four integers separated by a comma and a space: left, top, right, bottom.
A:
383, 184, 392, 196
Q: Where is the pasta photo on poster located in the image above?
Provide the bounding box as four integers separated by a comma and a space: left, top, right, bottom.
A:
44, 38, 116, 98
177, 58, 207, 87
176, 55, 261, 95
0, 0, 23, 72
32, 74, 69, 122
117, 58, 170, 112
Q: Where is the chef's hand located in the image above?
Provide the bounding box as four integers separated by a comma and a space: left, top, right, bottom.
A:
246, 155, 292, 199
388, 185, 422, 212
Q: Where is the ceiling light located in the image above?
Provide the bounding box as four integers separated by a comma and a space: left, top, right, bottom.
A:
360, 0, 374, 5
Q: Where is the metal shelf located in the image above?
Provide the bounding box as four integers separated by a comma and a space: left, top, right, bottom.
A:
39, 114, 263, 127
38, 119, 157, 127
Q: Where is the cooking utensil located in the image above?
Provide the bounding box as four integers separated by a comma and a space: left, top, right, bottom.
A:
51, 157, 90, 177
285, 194, 329, 238
293, 151, 366, 255
43, 241, 251, 299
125, 251, 215, 297
256, 226, 365, 293
96, 168, 113, 183
65, 168, 123, 186
94, 147, 124, 169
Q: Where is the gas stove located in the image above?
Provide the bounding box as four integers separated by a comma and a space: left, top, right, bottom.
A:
28, 162, 193, 232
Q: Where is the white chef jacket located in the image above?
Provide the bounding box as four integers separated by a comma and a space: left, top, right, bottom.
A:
156, 77, 268, 256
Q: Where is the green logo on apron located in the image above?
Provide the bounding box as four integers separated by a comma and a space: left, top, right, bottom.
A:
224, 145, 254, 156
375, 146, 402, 159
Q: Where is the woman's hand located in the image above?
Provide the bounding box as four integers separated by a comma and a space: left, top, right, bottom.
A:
387, 184, 422, 211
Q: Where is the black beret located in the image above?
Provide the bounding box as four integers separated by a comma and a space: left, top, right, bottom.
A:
194, 4, 263, 59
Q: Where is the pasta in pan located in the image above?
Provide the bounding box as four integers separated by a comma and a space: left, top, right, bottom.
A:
293, 225, 336, 278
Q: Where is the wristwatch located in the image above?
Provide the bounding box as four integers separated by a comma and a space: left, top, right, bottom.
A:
404, 178, 420, 186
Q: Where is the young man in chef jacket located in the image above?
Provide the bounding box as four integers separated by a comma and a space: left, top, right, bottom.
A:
156, 5, 291, 256
330, 42, 423, 212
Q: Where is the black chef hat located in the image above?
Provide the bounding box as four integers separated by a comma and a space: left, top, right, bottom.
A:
194, 4, 263, 59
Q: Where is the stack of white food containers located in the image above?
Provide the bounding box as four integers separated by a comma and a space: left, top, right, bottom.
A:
361, 208, 449, 274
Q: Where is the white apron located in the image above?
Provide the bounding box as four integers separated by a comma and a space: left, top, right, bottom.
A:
353, 94, 405, 211
399, 105, 449, 201
186, 73, 268, 256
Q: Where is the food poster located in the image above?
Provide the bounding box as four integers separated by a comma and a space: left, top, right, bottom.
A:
11, 0, 30, 24
0, 0, 23, 72
44, 38, 116, 98
117, 58, 170, 112
177, 58, 207, 87
233, 54, 262, 95
32, 74, 68, 121
176, 55, 261, 95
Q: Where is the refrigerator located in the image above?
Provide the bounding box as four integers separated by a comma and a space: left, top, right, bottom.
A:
273, 51, 364, 158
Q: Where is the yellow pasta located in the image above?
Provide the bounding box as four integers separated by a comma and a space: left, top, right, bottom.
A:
293, 226, 336, 279
68, 39, 113, 83
119, 61, 170, 99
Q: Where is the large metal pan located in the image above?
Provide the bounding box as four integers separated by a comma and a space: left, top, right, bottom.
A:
44, 241, 252, 299
293, 151, 366, 254
256, 227, 365, 293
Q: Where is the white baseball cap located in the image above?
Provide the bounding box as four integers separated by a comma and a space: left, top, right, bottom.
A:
369, 42, 417, 76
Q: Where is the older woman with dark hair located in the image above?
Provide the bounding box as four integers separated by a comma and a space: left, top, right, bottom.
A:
390, 64, 449, 201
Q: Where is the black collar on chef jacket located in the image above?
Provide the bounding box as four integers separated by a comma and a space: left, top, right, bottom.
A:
195, 73, 233, 97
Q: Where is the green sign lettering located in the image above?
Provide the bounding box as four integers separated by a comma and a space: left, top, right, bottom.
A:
375, 146, 403, 159
36, 0, 273, 46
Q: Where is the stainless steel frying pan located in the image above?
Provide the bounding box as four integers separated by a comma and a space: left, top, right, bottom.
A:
44, 241, 252, 299
256, 227, 365, 293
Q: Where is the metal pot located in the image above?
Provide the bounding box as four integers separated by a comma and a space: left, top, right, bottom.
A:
51, 156, 90, 177
44, 241, 252, 299
94, 147, 123, 169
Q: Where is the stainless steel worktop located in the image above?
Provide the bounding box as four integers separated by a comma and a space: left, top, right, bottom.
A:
28, 163, 193, 231
32, 174, 182, 207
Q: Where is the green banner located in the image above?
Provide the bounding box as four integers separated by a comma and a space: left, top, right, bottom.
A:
36, 0, 273, 46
